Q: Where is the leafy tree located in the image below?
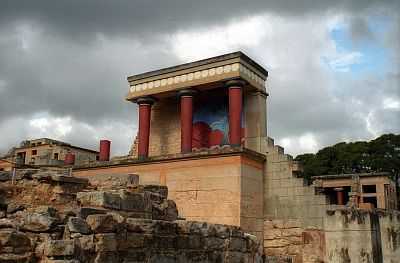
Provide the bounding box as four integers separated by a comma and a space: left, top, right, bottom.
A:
295, 134, 400, 206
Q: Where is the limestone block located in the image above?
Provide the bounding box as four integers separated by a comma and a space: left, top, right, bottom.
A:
120, 191, 146, 212
264, 229, 282, 240
44, 240, 75, 257
86, 214, 117, 233
176, 235, 202, 249
22, 212, 58, 232
78, 207, 107, 219
6, 203, 25, 214
229, 237, 247, 252
95, 233, 117, 252
280, 228, 302, 237
77, 191, 121, 210
264, 238, 292, 248
205, 236, 227, 250
152, 235, 176, 249
76, 234, 94, 252
67, 217, 91, 234
0, 229, 32, 254
283, 219, 301, 229
94, 251, 119, 263
126, 218, 155, 234
0, 218, 19, 229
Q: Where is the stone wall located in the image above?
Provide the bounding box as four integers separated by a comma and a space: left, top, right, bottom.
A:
0, 168, 263, 262
263, 219, 325, 263
74, 150, 266, 240
263, 137, 328, 229
325, 208, 400, 263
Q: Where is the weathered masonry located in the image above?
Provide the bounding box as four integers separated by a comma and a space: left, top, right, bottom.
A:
72, 52, 400, 262
75, 52, 270, 241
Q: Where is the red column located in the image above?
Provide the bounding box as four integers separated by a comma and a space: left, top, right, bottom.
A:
226, 80, 245, 146
179, 90, 196, 153
64, 153, 75, 165
99, 140, 111, 161
137, 97, 155, 159
335, 188, 345, 205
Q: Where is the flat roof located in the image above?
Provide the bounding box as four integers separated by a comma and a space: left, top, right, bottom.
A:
14, 138, 99, 154
126, 51, 269, 101
127, 51, 268, 82
314, 172, 391, 180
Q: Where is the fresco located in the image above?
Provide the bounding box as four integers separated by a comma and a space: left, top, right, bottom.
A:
192, 95, 229, 148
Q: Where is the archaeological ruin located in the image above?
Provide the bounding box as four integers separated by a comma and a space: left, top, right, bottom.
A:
0, 52, 399, 262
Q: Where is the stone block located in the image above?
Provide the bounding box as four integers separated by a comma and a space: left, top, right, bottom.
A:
86, 214, 117, 233
95, 233, 117, 252
76, 234, 94, 252
176, 235, 202, 249
67, 217, 91, 234
126, 218, 154, 233
94, 251, 119, 263
204, 237, 226, 250
0, 229, 31, 254
44, 240, 75, 257
78, 207, 107, 219
22, 212, 58, 232
152, 235, 176, 249
77, 191, 121, 210
280, 228, 302, 237
119, 233, 145, 250
119, 191, 146, 212
0, 218, 19, 229
264, 238, 292, 248
264, 229, 282, 240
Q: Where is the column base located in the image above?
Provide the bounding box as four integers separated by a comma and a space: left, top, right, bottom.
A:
138, 155, 148, 160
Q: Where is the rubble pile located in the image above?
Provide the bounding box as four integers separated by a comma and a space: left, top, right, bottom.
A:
0, 169, 263, 262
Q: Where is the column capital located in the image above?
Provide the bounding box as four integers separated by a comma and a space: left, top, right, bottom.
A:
177, 88, 198, 98
136, 96, 156, 105
225, 79, 246, 89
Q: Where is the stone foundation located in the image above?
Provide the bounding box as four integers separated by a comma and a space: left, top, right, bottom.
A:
0, 168, 263, 262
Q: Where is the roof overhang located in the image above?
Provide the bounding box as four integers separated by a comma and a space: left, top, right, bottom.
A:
126, 51, 268, 101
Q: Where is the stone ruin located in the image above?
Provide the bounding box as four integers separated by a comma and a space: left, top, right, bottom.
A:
0, 169, 263, 262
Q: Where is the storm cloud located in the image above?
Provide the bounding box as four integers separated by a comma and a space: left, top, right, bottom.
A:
0, 0, 399, 156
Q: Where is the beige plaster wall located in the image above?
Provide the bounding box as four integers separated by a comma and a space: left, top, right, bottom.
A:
379, 210, 400, 263
243, 90, 268, 154
73, 154, 265, 236
263, 138, 328, 229
240, 158, 265, 240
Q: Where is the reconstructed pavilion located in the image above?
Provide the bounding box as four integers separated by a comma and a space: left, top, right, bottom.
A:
72, 52, 399, 262
74, 52, 272, 239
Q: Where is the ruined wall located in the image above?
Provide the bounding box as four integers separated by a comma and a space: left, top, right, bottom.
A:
263, 138, 328, 229
74, 151, 266, 240
0, 168, 263, 262
377, 211, 400, 263
325, 209, 374, 262
324, 208, 400, 263
263, 219, 325, 263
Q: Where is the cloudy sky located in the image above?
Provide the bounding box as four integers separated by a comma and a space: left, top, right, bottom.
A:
0, 0, 399, 157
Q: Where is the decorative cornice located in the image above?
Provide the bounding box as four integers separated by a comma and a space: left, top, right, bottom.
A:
126, 62, 266, 101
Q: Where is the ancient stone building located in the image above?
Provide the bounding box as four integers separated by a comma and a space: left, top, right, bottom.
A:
71, 52, 400, 262
4, 138, 99, 166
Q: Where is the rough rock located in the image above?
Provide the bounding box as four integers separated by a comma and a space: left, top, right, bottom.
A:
67, 217, 91, 234
0, 168, 263, 262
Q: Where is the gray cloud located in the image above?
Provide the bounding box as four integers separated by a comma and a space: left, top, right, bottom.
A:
0, 0, 399, 156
